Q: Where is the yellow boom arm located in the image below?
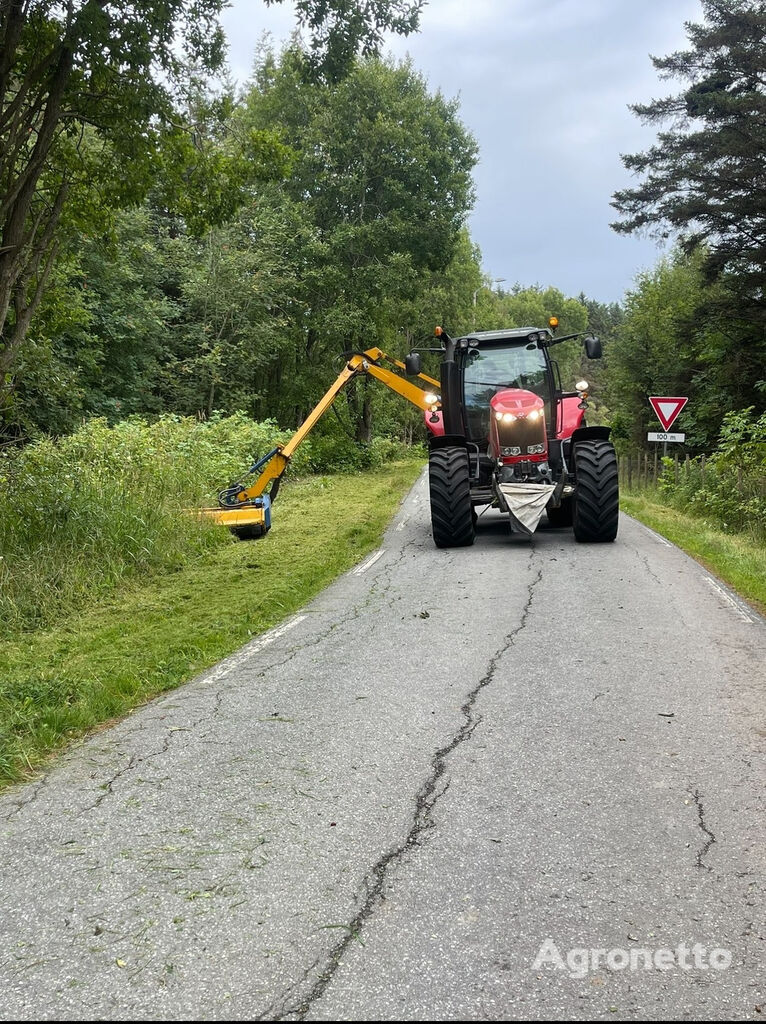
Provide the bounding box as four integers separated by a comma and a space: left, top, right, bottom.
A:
199, 348, 439, 533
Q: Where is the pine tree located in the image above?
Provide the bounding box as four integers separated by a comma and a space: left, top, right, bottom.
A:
611, 1, 766, 316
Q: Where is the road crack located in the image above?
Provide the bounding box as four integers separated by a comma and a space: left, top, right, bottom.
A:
2, 771, 51, 822
79, 730, 178, 814
261, 561, 543, 1021
691, 788, 716, 871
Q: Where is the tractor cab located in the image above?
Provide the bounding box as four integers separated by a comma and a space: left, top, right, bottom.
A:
461, 329, 553, 443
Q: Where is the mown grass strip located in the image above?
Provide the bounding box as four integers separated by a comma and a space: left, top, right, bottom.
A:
621, 492, 766, 617
0, 462, 423, 787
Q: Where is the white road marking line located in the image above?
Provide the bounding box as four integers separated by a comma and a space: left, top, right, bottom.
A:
353, 549, 385, 575
632, 516, 757, 625
249, 615, 309, 652
203, 615, 308, 684
395, 517, 408, 532
705, 577, 754, 624
639, 523, 672, 547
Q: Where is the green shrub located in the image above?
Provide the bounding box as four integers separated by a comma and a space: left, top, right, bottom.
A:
305, 432, 425, 473
0, 414, 425, 635
0, 413, 310, 634
654, 409, 766, 537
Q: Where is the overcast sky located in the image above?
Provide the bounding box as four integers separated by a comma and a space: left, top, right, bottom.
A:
220, 0, 703, 304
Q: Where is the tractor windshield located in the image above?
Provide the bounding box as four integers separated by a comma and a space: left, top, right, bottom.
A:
463, 341, 550, 442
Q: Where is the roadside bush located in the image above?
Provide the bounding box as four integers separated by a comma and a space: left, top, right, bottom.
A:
656, 408, 766, 537
306, 432, 425, 473
367, 436, 427, 468
0, 413, 310, 634
0, 413, 426, 635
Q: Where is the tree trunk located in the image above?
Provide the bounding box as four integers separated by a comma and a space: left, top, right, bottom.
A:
0, 26, 75, 375
354, 388, 373, 443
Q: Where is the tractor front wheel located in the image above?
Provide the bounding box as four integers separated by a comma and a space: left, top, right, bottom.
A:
428, 446, 475, 548
572, 440, 619, 542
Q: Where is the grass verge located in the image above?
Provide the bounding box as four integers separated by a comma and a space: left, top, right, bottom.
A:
621, 492, 766, 617
0, 462, 423, 788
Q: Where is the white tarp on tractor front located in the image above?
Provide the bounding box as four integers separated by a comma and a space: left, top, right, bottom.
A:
498, 482, 554, 536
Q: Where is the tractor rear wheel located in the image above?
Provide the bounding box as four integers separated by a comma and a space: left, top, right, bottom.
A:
428, 446, 475, 548
572, 440, 619, 542
546, 497, 573, 527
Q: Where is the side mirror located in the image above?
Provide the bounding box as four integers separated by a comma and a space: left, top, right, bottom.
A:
584, 335, 602, 359
405, 352, 422, 375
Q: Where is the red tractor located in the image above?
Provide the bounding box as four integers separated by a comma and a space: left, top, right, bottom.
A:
406, 321, 618, 545
201, 320, 617, 547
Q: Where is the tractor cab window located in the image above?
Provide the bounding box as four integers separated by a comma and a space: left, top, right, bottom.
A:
463, 341, 551, 442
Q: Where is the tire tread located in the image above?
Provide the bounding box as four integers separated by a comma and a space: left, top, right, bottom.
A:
572, 440, 619, 542
429, 447, 475, 548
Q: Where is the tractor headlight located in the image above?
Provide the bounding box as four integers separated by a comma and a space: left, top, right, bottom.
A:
503, 446, 522, 456
527, 409, 540, 421
527, 443, 545, 455
502, 413, 516, 423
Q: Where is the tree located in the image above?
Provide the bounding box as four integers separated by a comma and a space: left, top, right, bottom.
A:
611, 1, 766, 314
243, 49, 478, 440
156, 186, 310, 420
0, 2, 227, 415
0, 0, 423, 432
267, 0, 424, 81
602, 247, 764, 451
606, 252, 703, 450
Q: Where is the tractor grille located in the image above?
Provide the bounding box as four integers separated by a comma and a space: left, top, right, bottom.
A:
497, 417, 546, 454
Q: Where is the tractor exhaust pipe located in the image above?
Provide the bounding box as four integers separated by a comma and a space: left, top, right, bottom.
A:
436, 328, 464, 437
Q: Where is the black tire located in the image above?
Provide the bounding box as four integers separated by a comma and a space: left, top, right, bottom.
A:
428, 446, 475, 548
572, 440, 619, 542
546, 497, 573, 527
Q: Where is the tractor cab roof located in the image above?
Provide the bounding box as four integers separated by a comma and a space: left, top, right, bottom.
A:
458, 327, 552, 345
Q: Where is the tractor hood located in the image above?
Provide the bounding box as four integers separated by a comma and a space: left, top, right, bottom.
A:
491, 388, 544, 418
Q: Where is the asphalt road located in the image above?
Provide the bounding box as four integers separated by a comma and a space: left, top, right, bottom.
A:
1, 471, 764, 1021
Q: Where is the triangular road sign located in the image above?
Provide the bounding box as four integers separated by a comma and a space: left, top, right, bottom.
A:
649, 396, 688, 431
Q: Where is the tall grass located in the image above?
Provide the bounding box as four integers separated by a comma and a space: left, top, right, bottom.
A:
0, 413, 309, 635
656, 457, 766, 538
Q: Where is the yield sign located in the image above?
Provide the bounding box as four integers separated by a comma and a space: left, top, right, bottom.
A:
649, 396, 688, 431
